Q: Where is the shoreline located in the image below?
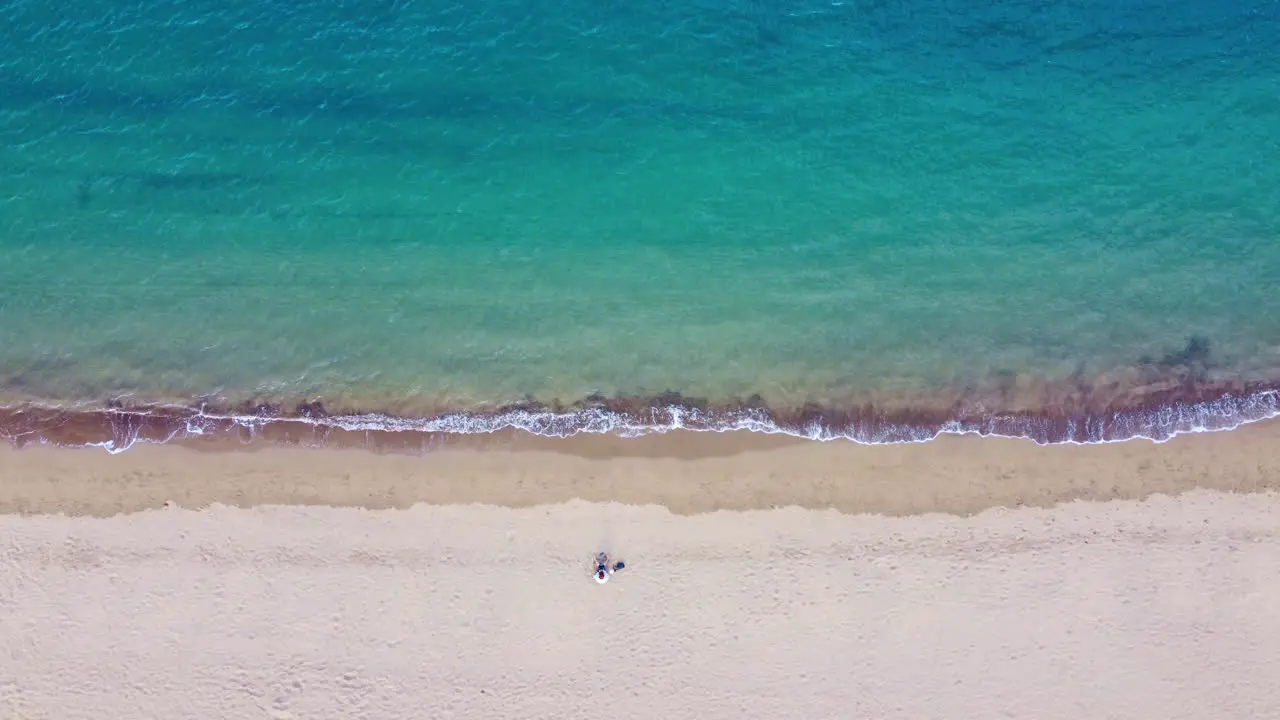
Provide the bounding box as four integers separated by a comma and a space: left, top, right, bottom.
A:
3, 417, 1279, 517
1, 372, 1279, 452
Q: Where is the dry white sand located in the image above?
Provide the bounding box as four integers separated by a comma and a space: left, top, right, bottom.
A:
3, 490, 1279, 720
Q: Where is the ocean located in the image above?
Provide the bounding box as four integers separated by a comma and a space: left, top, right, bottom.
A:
1, 0, 1278, 448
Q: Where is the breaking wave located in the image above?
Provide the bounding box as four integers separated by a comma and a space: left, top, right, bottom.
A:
3, 377, 1278, 454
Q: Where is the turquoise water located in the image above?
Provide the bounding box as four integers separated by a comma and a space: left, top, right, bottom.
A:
1, 0, 1279, 437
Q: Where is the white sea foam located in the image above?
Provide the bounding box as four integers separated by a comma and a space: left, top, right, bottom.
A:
47, 386, 1280, 454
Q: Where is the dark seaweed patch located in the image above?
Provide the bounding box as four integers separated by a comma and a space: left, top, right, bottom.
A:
296, 401, 328, 419
1139, 334, 1215, 381
75, 177, 92, 208
73, 171, 267, 216
994, 369, 1018, 401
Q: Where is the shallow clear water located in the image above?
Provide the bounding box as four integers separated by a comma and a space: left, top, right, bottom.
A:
1, 0, 1279, 417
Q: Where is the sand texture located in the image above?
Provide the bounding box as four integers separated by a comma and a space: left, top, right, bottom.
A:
3, 491, 1279, 719
3, 424, 1280, 718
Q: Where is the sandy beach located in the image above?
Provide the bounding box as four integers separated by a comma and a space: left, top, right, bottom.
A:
3, 424, 1280, 718
4, 417, 1280, 517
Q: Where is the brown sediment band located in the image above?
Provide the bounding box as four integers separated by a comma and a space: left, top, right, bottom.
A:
2, 370, 1279, 453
